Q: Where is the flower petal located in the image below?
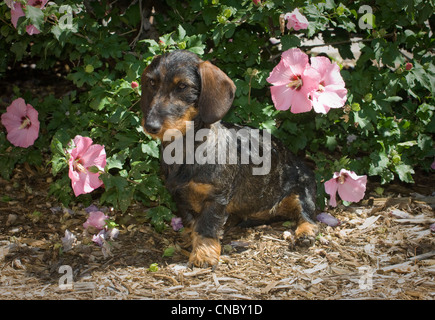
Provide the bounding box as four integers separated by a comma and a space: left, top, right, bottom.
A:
270, 85, 293, 111
87, 172, 104, 190
71, 136, 93, 159
301, 65, 321, 93
312, 88, 347, 112
80, 144, 106, 169
317, 212, 341, 227
11, 3, 25, 28
324, 178, 339, 207
285, 8, 309, 31
83, 211, 108, 230
311, 93, 331, 114
288, 89, 313, 113
337, 173, 367, 203
26, 25, 41, 35
267, 59, 294, 86
281, 48, 309, 77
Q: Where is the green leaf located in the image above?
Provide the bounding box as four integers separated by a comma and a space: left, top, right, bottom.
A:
281, 35, 301, 51
88, 165, 101, 174
162, 246, 175, 257
24, 5, 44, 31
11, 41, 27, 61
394, 163, 415, 183
105, 219, 119, 229
100, 174, 134, 212
106, 152, 126, 170
51, 154, 68, 176
177, 25, 186, 40
142, 141, 160, 158
146, 206, 173, 232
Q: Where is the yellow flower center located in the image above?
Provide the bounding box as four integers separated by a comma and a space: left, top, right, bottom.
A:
74, 160, 87, 173
287, 75, 303, 90
19, 117, 31, 130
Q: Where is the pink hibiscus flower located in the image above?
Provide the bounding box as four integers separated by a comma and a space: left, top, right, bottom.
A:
309, 56, 348, 114
284, 8, 309, 31
10, 0, 48, 35
83, 211, 109, 230
266, 48, 320, 113
1, 98, 40, 148
68, 135, 106, 197
324, 169, 367, 207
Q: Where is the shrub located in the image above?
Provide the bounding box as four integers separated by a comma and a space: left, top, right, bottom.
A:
0, 0, 433, 229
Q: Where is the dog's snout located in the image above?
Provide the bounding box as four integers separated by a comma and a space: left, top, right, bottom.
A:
144, 119, 162, 134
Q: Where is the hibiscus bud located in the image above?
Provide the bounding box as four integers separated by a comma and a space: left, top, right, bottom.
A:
279, 13, 286, 34
131, 81, 139, 89
336, 6, 345, 16
405, 62, 413, 71
178, 41, 186, 50
378, 29, 387, 37
391, 151, 401, 164
85, 64, 94, 73
351, 102, 361, 112
364, 93, 372, 103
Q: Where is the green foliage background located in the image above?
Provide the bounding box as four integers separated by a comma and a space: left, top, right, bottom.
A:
0, 0, 434, 230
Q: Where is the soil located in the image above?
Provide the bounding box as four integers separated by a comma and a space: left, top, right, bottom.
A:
0, 164, 434, 300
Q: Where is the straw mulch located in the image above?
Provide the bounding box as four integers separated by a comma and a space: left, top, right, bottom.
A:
1, 167, 434, 300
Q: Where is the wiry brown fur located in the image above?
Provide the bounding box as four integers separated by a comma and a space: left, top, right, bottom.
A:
140, 50, 318, 268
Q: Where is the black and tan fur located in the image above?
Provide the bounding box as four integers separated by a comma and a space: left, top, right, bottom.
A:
140, 50, 318, 268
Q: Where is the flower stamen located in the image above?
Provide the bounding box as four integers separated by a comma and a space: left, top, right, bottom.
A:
287, 75, 303, 90
74, 159, 87, 173
338, 174, 346, 184
19, 117, 31, 129
318, 81, 325, 92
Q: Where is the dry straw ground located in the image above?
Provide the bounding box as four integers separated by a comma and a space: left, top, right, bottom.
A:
0, 166, 434, 300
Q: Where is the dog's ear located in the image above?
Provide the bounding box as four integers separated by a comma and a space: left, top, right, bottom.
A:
198, 61, 236, 124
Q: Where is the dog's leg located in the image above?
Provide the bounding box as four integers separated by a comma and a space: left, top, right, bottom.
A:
188, 203, 227, 269
273, 191, 318, 247
294, 188, 318, 247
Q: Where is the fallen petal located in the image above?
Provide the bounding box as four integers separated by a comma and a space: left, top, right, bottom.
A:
316, 212, 341, 227
61, 229, 77, 252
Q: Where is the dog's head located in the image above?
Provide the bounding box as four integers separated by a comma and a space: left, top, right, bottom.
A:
140, 50, 236, 140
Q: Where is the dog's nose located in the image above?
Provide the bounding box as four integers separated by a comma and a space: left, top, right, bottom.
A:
144, 119, 161, 134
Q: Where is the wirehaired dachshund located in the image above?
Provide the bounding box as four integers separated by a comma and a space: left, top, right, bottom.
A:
140, 50, 318, 268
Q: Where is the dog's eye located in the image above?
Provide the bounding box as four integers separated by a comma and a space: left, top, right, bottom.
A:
149, 79, 156, 87
177, 82, 187, 90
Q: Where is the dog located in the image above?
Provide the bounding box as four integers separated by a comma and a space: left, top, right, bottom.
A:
140, 50, 318, 268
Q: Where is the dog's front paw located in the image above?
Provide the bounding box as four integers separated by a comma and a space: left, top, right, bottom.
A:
188, 233, 221, 269
295, 221, 318, 247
